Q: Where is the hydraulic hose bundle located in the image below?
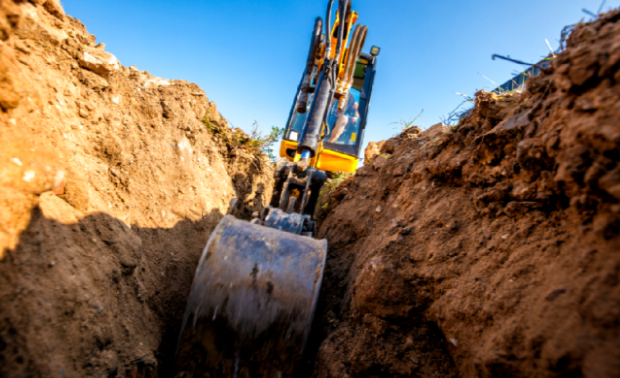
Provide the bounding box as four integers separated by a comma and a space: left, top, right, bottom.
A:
298, 0, 350, 159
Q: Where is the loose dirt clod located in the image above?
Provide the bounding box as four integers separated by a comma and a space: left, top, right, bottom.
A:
312, 10, 620, 378
0, 1, 272, 377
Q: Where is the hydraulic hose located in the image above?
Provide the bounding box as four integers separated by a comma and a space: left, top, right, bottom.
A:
296, 17, 323, 113
320, 0, 349, 141
333, 0, 349, 61
298, 0, 349, 157
339, 24, 361, 100
324, 0, 335, 57
346, 25, 367, 92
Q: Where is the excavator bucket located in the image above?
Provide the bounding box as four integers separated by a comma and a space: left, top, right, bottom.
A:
173, 215, 327, 377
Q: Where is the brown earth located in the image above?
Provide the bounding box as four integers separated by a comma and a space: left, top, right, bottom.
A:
0, 1, 273, 377
311, 10, 620, 378
2, 1, 620, 378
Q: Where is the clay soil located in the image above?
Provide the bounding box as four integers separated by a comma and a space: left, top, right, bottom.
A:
0, 1, 273, 377
310, 10, 620, 378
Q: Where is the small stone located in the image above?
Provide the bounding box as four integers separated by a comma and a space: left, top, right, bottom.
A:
376, 206, 382, 213
12, 158, 22, 166
48, 262, 55, 267
400, 227, 412, 235
23, 171, 35, 182
545, 288, 566, 301
78, 46, 120, 77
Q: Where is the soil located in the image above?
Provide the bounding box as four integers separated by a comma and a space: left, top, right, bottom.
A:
2, 1, 620, 378
311, 9, 620, 378
0, 1, 273, 377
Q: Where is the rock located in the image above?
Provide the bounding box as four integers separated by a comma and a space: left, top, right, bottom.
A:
161, 100, 175, 118
144, 77, 170, 88
504, 201, 543, 217
423, 122, 448, 139
78, 68, 109, 90
492, 110, 532, 132
371, 155, 388, 170
599, 166, 620, 200
42, 0, 65, 20
365, 140, 385, 162
401, 126, 422, 138
30, 0, 65, 20
381, 137, 400, 154
78, 46, 120, 77
545, 288, 566, 301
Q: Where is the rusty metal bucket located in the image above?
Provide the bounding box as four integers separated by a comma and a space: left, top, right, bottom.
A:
173, 215, 327, 377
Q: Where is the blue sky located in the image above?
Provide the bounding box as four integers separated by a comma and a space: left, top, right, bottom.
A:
63, 0, 618, 154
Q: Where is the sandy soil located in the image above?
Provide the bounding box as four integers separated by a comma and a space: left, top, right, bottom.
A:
312, 10, 620, 378
0, 1, 273, 377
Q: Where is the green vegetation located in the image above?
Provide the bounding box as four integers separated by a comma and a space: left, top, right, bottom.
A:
392, 109, 424, 133
322, 171, 353, 193
202, 116, 284, 160
201, 115, 221, 133
248, 122, 285, 161
317, 171, 355, 211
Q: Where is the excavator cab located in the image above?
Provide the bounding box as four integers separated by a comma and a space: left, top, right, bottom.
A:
280, 53, 378, 173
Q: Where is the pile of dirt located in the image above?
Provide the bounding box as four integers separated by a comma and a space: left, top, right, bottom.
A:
0, 1, 273, 377
312, 10, 620, 378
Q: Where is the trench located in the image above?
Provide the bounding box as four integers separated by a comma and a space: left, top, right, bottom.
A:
2, 1, 620, 377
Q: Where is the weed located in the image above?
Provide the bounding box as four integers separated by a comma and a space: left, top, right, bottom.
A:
428, 135, 438, 147
321, 199, 332, 210
317, 171, 354, 212
201, 115, 221, 133
202, 116, 283, 160
440, 100, 470, 126
322, 171, 353, 193
392, 109, 424, 133
248, 122, 285, 160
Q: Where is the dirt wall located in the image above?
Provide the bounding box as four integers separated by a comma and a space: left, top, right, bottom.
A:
0, 1, 273, 377
313, 10, 620, 378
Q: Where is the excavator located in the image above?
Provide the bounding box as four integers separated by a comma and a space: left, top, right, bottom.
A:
173, 0, 378, 376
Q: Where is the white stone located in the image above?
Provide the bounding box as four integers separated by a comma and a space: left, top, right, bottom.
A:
78, 47, 121, 77
144, 77, 171, 88
23, 171, 35, 182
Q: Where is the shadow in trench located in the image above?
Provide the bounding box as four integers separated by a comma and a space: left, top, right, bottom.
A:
0, 203, 225, 378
